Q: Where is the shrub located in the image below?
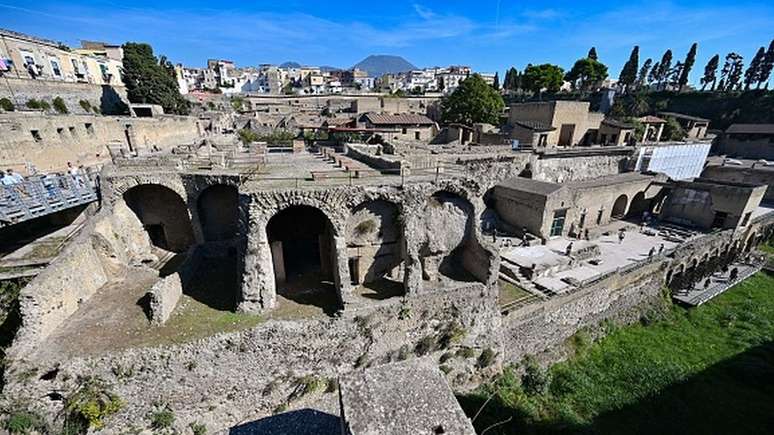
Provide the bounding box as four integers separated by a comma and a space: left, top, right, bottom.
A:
0, 97, 14, 112
92, 105, 101, 114
78, 100, 91, 112
62, 377, 123, 433
3, 409, 47, 434
190, 422, 207, 435
289, 375, 325, 400
354, 219, 377, 236
415, 335, 437, 356
26, 99, 50, 111
325, 378, 338, 393
237, 128, 259, 145
477, 348, 497, 368
150, 407, 174, 430
521, 355, 550, 395
438, 323, 466, 349
439, 365, 452, 375
52, 97, 68, 114
457, 347, 476, 359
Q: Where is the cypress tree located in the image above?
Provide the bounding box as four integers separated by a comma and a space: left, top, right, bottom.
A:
619, 46, 639, 90
744, 47, 766, 90
757, 40, 774, 89
701, 54, 720, 91
656, 49, 673, 89
588, 47, 598, 61
637, 58, 653, 88
678, 42, 697, 90
493, 72, 500, 90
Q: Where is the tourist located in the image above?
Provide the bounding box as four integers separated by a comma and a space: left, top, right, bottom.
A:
565, 242, 573, 256
0, 170, 13, 186
6, 168, 23, 184
648, 247, 655, 257
658, 244, 664, 254
618, 229, 626, 244
584, 229, 589, 241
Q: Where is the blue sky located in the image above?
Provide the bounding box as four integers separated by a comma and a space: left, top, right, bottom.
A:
2, 0, 773, 84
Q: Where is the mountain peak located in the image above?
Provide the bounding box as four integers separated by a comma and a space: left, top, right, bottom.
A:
352, 55, 417, 77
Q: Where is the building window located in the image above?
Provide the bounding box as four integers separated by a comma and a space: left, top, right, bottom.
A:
600, 134, 607, 144
415, 131, 420, 140
56, 127, 65, 139
30, 130, 42, 142
402, 128, 407, 134
50, 59, 62, 77
597, 208, 604, 225
85, 123, 94, 136
99, 64, 110, 82
20, 50, 35, 67
68, 126, 77, 137
550, 209, 567, 237
624, 132, 631, 143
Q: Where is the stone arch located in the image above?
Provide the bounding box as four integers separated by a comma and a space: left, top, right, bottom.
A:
266, 204, 341, 315
122, 184, 195, 252
611, 194, 629, 219
346, 199, 405, 299
197, 184, 239, 242
419, 190, 479, 283
626, 191, 649, 219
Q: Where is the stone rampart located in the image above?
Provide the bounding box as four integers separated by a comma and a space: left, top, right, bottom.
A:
0, 78, 128, 115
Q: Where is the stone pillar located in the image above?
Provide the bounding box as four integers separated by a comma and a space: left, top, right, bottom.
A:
238, 215, 276, 313
656, 123, 664, 142
333, 235, 352, 306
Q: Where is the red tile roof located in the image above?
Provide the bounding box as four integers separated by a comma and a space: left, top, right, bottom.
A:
363, 113, 435, 126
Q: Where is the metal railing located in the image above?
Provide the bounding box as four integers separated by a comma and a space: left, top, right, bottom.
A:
0, 172, 99, 226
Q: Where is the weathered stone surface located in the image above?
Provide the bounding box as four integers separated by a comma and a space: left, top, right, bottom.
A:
340, 360, 475, 435
147, 273, 183, 325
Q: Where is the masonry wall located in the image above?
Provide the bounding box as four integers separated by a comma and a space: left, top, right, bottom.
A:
6, 284, 502, 433
701, 165, 774, 204
535, 153, 629, 183
0, 77, 127, 114
0, 113, 202, 171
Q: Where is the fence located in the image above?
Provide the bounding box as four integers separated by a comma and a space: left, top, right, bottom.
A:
0, 172, 99, 226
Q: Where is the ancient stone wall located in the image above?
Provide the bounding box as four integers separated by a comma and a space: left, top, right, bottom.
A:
0, 78, 127, 115
534, 153, 629, 183
0, 113, 202, 172
5, 284, 501, 433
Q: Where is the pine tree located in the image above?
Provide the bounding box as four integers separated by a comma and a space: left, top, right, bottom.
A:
122, 42, 189, 115
719, 53, 744, 92
619, 46, 639, 90
648, 61, 660, 85
701, 54, 719, 91
678, 42, 697, 90
656, 49, 673, 89
744, 47, 766, 90
756, 40, 774, 89
637, 58, 653, 88
588, 47, 598, 61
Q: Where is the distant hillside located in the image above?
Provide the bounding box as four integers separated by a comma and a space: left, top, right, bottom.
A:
279, 61, 302, 68
352, 55, 417, 77
319, 65, 341, 72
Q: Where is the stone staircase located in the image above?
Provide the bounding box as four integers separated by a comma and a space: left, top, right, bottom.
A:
499, 256, 549, 300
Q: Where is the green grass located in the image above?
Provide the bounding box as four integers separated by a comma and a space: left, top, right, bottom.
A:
459, 272, 774, 434
499, 280, 533, 306
758, 242, 774, 256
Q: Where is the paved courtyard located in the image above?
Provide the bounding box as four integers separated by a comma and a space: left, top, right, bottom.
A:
502, 220, 684, 294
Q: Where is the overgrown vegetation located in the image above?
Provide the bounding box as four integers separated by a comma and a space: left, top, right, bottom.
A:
0, 97, 14, 112
61, 377, 123, 434
25, 99, 50, 111
78, 100, 91, 112
149, 405, 175, 430
459, 272, 774, 434
121, 42, 190, 115
237, 128, 259, 145
52, 97, 68, 114
441, 73, 505, 125
2, 406, 47, 434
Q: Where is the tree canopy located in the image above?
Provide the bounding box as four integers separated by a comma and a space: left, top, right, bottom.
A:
619, 46, 639, 89
678, 43, 698, 90
565, 58, 608, 92
121, 42, 190, 115
440, 73, 505, 125
522, 64, 565, 95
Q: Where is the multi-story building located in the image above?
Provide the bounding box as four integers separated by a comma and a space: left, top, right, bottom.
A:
0, 29, 123, 86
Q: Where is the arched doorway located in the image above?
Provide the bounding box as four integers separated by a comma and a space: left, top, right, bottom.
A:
611, 194, 629, 219
421, 191, 478, 283
123, 184, 194, 252
197, 185, 239, 242
266, 205, 339, 314
346, 200, 404, 299
627, 191, 649, 219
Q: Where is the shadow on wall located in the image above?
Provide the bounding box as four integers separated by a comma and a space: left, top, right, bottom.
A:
100, 85, 129, 115
229, 408, 341, 435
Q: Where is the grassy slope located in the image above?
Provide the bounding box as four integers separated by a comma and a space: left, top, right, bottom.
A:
460, 272, 774, 434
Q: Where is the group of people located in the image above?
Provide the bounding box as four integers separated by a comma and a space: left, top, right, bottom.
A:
1, 162, 90, 201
